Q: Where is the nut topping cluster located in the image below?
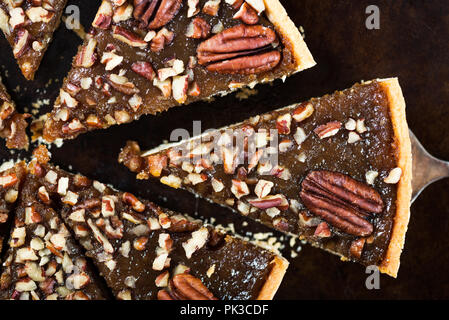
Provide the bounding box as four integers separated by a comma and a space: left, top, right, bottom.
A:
0, 201, 103, 300
11, 149, 280, 300
43, 0, 296, 142
0, 163, 26, 261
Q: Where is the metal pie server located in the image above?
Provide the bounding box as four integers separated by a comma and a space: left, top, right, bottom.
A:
411, 130, 449, 203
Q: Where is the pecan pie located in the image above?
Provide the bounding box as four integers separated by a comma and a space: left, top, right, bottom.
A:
0, 0, 67, 80
0, 150, 287, 300
42, 0, 315, 142
0, 172, 108, 300
0, 162, 26, 266
119, 78, 412, 278
0, 78, 29, 149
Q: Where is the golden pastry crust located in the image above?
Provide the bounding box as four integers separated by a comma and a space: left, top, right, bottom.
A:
257, 255, 289, 300
377, 78, 412, 278
264, 0, 316, 71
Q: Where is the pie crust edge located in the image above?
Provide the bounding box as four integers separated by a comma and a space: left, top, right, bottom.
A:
264, 0, 316, 72
256, 255, 289, 300
378, 77, 412, 278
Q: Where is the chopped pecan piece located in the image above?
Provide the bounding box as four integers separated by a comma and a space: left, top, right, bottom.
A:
272, 217, 289, 232
0, 173, 18, 188
122, 192, 145, 212
384, 167, 402, 184
249, 194, 287, 210
146, 154, 168, 177
187, 0, 200, 17
314, 121, 342, 139
228, 0, 245, 10
202, 0, 220, 16
186, 17, 211, 39
158, 274, 217, 300
150, 27, 174, 52
131, 61, 156, 80
233, 2, 259, 25
107, 74, 139, 95
112, 25, 147, 48
75, 38, 98, 68
276, 113, 292, 134
197, 24, 281, 74
300, 170, 384, 237
314, 222, 331, 238
292, 102, 314, 123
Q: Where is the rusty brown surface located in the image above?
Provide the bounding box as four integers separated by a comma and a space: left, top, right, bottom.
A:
0, 0, 448, 299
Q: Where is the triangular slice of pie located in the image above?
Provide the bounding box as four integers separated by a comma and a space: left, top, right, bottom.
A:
119, 78, 412, 278
43, 0, 315, 142
0, 78, 29, 149
24, 149, 288, 300
0, 0, 67, 80
0, 162, 27, 266
0, 170, 107, 300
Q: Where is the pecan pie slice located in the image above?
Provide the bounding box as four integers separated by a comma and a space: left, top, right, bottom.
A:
119, 78, 412, 278
21, 150, 288, 300
0, 78, 29, 149
0, 173, 107, 300
0, 161, 26, 267
42, 0, 315, 142
0, 0, 67, 80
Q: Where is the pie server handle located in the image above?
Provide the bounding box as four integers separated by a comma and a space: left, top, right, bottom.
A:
410, 130, 449, 203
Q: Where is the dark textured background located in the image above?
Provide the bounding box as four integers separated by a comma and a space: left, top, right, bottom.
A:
1, 0, 448, 299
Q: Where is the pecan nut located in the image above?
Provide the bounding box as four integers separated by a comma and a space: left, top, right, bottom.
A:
314, 121, 342, 139
133, 0, 182, 29
349, 237, 366, 259
158, 274, 218, 300
300, 170, 384, 237
13, 29, 31, 59
168, 217, 200, 233
186, 17, 211, 39
197, 24, 281, 74
233, 2, 259, 25
118, 141, 145, 172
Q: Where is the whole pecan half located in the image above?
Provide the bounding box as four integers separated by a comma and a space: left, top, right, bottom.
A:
197, 24, 281, 74
133, 0, 182, 29
300, 170, 384, 237
207, 229, 226, 249
157, 274, 218, 300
